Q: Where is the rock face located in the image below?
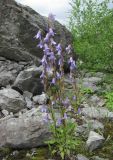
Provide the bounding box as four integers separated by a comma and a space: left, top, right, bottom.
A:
0, 88, 26, 113
0, 108, 50, 149
0, 0, 73, 62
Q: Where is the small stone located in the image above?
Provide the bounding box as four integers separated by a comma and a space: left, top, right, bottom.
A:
33, 93, 48, 105
25, 97, 34, 109
76, 120, 104, 137
91, 156, 109, 160
31, 148, 37, 156
11, 150, 19, 156
23, 91, 33, 99
26, 152, 31, 157
76, 154, 89, 160
2, 109, 9, 116
86, 131, 105, 151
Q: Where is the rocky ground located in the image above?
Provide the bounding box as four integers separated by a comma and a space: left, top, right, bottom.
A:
0, 58, 113, 160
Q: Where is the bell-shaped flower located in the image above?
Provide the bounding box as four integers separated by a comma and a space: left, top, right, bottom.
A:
49, 52, 56, 63
70, 60, 76, 71
56, 72, 61, 80
40, 71, 45, 79
56, 43, 62, 52
40, 105, 48, 113
49, 28, 55, 36
73, 95, 76, 100
56, 118, 62, 126
37, 40, 43, 48
43, 44, 50, 54
66, 44, 71, 54
62, 97, 70, 108
34, 30, 41, 40
41, 55, 47, 66
44, 33, 50, 43
63, 113, 68, 119
68, 57, 76, 71
48, 13, 55, 22
50, 38, 56, 46
51, 77, 56, 85
58, 58, 63, 66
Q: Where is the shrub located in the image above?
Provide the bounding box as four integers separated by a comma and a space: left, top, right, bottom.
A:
69, 0, 113, 72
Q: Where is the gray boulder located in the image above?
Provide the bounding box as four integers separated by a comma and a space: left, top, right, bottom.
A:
0, 0, 73, 63
13, 65, 43, 95
0, 108, 50, 149
81, 107, 113, 120
86, 131, 105, 152
0, 71, 15, 87
0, 88, 26, 113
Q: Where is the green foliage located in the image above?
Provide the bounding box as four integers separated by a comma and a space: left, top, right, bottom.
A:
31, 148, 48, 160
46, 121, 80, 159
105, 91, 113, 110
80, 87, 93, 95
69, 0, 113, 72
0, 147, 11, 157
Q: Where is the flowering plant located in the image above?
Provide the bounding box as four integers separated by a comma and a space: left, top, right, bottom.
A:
35, 13, 80, 160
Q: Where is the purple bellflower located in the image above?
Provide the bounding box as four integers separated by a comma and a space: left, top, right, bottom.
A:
58, 58, 63, 66
49, 52, 56, 63
57, 118, 62, 126
66, 44, 71, 54
43, 44, 50, 55
73, 95, 76, 100
35, 30, 41, 40
51, 77, 56, 85
48, 13, 55, 22
56, 72, 61, 80
50, 38, 56, 46
49, 28, 55, 36
41, 55, 47, 66
44, 33, 50, 43
40, 105, 47, 113
68, 57, 76, 71
37, 40, 43, 48
62, 97, 70, 108
40, 71, 45, 79
56, 43, 62, 52
63, 113, 68, 119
